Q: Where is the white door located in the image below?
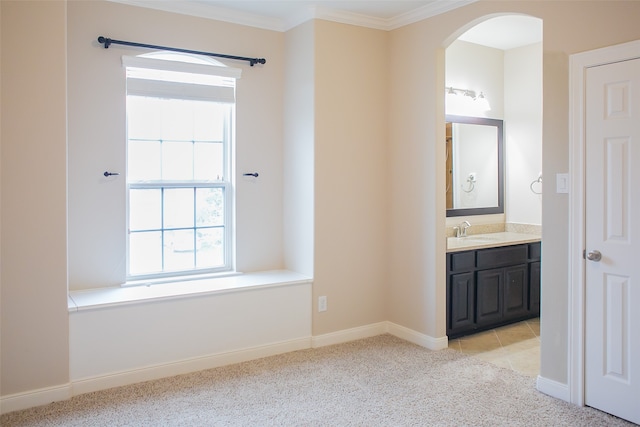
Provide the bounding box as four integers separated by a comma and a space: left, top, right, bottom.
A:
585, 57, 640, 424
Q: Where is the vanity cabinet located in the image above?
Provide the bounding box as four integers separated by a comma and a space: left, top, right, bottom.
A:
447, 242, 541, 338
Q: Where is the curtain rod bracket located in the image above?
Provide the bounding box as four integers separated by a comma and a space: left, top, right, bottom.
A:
97, 36, 266, 66
98, 36, 112, 49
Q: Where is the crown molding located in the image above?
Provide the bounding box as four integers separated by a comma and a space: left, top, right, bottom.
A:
297, 5, 390, 31
387, 0, 478, 31
282, 1, 478, 32
107, 0, 286, 31
107, 1, 477, 33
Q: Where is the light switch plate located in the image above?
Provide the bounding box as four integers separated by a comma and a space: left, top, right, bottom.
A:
556, 173, 569, 193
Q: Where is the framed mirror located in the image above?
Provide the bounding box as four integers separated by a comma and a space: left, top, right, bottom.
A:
446, 115, 504, 217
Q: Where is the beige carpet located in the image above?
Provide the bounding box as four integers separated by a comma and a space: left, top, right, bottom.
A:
1, 334, 634, 426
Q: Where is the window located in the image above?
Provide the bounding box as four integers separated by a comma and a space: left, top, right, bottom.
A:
124, 53, 240, 280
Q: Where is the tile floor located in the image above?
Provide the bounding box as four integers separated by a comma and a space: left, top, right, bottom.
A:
448, 318, 540, 378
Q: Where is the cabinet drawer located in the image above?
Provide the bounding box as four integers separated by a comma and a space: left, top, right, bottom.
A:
450, 251, 475, 272
476, 245, 527, 269
529, 242, 541, 260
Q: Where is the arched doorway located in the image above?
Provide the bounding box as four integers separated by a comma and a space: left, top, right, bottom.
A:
443, 14, 543, 378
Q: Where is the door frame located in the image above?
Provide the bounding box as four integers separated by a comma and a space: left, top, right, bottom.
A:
569, 39, 640, 407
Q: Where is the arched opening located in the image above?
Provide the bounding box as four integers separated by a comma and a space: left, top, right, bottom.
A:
443, 14, 543, 378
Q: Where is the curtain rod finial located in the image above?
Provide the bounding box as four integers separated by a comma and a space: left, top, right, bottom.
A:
250, 58, 266, 66
97, 36, 111, 49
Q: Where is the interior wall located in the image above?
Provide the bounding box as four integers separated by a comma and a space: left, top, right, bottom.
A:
388, 0, 640, 386
505, 42, 542, 226
388, 24, 447, 339
445, 40, 505, 224
0, 0, 69, 396
445, 38, 542, 229
4, 0, 640, 410
66, 1, 286, 291
446, 40, 504, 119
312, 20, 389, 335
283, 21, 315, 277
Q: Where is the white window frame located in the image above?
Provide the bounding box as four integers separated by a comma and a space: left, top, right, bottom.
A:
123, 53, 240, 282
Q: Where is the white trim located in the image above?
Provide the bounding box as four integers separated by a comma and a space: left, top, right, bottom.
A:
108, 0, 284, 32
68, 270, 313, 312
2, 321, 447, 414
122, 55, 242, 79
70, 337, 311, 397
536, 375, 571, 402
312, 322, 388, 348
387, 0, 478, 31
387, 322, 449, 350
568, 38, 640, 407
0, 383, 71, 415
127, 77, 236, 102
107, 0, 477, 33
311, 321, 448, 351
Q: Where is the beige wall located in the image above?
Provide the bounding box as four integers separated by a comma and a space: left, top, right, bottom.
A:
0, 1, 69, 395
312, 20, 389, 334
67, 1, 286, 290
3, 0, 640, 404
284, 21, 315, 277
388, 0, 640, 384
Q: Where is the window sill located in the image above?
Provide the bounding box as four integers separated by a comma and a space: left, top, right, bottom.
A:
68, 270, 313, 312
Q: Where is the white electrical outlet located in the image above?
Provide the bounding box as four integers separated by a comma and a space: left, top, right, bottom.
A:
318, 296, 327, 312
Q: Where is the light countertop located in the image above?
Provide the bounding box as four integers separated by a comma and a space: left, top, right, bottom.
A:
447, 232, 541, 253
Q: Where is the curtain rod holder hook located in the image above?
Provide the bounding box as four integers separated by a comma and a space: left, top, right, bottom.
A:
97, 36, 111, 49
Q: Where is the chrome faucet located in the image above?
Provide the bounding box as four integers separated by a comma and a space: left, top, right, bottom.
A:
455, 221, 471, 238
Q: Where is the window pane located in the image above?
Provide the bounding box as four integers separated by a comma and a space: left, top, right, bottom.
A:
161, 99, 194, 141
196, 188, 224, 227
164, 188, 194, 229
196, 228, 224, 268
162, 141, 194, 180
194, 142, 223, 180
129, 189, 161, 231
164, 229, 195, 271
127, 96, 163, 140
129, 231, 162, 275
193, 102, 226, 141
128, 140, 161, 181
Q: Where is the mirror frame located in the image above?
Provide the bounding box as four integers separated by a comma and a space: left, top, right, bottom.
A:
446, 115, 504, 217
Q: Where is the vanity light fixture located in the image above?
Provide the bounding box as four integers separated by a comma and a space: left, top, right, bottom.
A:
475, 91, 491, 111
445, 86, 491, 112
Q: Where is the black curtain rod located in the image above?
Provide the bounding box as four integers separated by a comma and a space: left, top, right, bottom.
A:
97, 36, 266, 67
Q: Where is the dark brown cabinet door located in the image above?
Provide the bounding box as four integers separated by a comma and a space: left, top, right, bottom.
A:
529, 261, 541, 315
476, 268, 503, 326
503, 264, 528, 320
449, 272, 475, 334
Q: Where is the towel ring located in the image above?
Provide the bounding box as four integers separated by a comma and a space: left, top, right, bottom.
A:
530, 175, 542, 194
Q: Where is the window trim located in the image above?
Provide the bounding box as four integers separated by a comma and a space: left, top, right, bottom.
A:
122, 55, 242, 79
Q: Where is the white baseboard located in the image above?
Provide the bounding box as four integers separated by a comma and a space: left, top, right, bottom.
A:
1, 321, 443, 415
536, 375, 570, 402
71, 337, 311, 397
1, 383, 71, 415
312, 322, 388, 348
387, 322, 449, 350
311, 321, 448, 352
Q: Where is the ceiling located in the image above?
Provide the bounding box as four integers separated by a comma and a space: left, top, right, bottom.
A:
113, 0, 476, 32
112, 1, 542, 49
457, 15, 542, 50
